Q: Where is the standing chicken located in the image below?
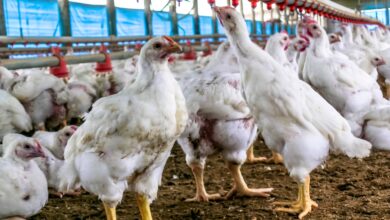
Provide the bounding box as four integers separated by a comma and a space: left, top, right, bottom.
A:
302, 18, 386, 136
59, 36, 187, 220
215, 6, 371, 219
0, 133, 48, 219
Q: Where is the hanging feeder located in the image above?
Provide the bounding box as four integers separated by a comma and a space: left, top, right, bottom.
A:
249, 0, 260, 9
232, 0, 239, 7
262, 0, 275, 10
276, 0, 288, 11
288, 0, 298, 12
182, 40, 197, 60
202, 41, 212, 57
208, 0, 215, 6
50, 46, 69, 78
95, 45, 113, 73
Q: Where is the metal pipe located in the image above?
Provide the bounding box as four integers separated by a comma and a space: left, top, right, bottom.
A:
171, 0, 179, 35
0, 45, 219, 70
193, 0, 200, 36
0, 34, 229, 44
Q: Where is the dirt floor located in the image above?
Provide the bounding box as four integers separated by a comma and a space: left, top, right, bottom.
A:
32, 141, 390, 220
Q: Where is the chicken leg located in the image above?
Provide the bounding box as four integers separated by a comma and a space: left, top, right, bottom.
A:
136, 193, 153, 220
266, 151, 284, 164
273, 176, 318, 219
246, 145, 267, 163
186, 163, 222, 202
103, 202, 116, 220
224, 163, 273, 199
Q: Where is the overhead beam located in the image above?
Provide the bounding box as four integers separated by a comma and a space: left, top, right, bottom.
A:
144, 0, 153, 36
106, 0, 117, 36
58, 0, 71, 37
0, 0, 6, 36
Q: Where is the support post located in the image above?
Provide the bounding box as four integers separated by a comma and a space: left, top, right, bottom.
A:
212, 8, 218, 41
144, 0, 153, 36
385, 0, 389, 26
193, 0, 200, 36
171, 0, 179, 35
252, 8, 256, 35
106, 0, 117, 36
0, 0, 6, 36
58, 0, 71, 37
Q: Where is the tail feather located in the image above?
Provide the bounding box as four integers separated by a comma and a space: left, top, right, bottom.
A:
332, 130, 371, 158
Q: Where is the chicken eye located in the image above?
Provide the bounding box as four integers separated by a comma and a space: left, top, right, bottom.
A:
283, 37, 288, 41
331, 35, 335, 38
226, 14, 231, 19
65, 132, 71, 136
375, 58, 380, 61
153, 43, 162, 49
313, 25, 318, 30
24, 144, 31, 150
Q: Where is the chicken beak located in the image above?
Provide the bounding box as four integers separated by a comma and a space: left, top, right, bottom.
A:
33, 140, 46, 158
162, 36, 182, 54
378, 59, 386, 66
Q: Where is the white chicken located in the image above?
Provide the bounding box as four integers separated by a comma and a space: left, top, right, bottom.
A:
215, 6, 371, 219
177, 41, 272, 202
0, 133, 48, 219
33, 125, 78, 159
302, 18, 386, 135
0, 89, 32, 140
33, 126, 78, 196
265, 32, 295, 74
286, 35, 310, 73
59, 36, 188, 220
361, 106, 390, 151
5, 70, 69, 130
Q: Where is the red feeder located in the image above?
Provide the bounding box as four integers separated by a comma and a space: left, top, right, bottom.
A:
50, 47, 69, 78
276, 0, 288, 11
182, 40, 197, 60
135, 43, 142, 51
289, 0, 298, 12
250, 0, 260, 9
208, 0, 215, 6
202, 41, 212, 57
95, 45, 113, 73
265, 0, 275, 10
232, 0, 239, 7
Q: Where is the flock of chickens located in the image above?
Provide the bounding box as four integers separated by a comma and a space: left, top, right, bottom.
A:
1, 6, 390, 220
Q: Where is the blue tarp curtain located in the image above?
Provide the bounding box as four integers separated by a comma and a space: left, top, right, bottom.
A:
116, 8, 146, 36
2, 1, 288, 38
3, 0, 60, 37
152, 11, 171, 36
178, 14, 194, 36
69, 2, 108, 37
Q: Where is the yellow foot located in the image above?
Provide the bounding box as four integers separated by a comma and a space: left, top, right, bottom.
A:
246, 145, 268, 164
185, 192, 221, 202
274, 199, 318, 219
266, 151, 284, 164
224, 185, 273, 199
49, 190, 64, 198
246, 155, 268, 164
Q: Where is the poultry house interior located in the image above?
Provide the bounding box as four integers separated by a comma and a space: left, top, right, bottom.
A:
0, 0, 389, 219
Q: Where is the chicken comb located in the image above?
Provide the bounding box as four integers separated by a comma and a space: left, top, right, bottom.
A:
302, 15, 317, 24
280, 30, 288, 35
70, 125, 78, 131
163, 36, 176, 45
